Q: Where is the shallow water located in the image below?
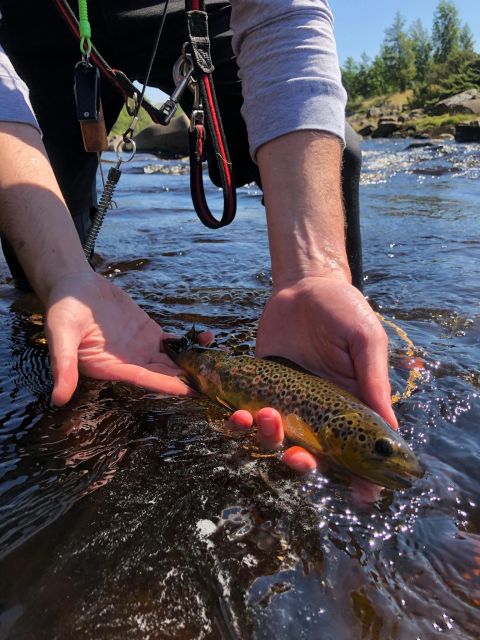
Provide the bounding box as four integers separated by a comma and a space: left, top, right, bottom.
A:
0, 139, 479, 639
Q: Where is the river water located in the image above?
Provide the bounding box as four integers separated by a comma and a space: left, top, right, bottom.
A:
0, 139, 479, 639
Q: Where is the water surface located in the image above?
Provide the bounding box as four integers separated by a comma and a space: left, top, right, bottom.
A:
0, 139, 479, 639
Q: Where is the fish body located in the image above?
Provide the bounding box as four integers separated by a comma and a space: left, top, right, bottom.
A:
164, 331, 424, 490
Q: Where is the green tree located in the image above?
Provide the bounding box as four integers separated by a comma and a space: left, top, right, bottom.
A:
341, 56, 360, 99
381, 12, 416, 91
356, 52, 374, 97
410, 19, 432, 82
432, 0, 460, 63
368, 55, 390, 96
459, 23, 475, 53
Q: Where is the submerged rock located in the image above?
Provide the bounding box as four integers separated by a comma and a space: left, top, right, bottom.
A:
404, 141, 444, 151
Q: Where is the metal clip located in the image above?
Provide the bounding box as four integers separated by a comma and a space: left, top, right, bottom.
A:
159, 55, 195, 126
189, 80, 204, 132
126, 92, 139, 117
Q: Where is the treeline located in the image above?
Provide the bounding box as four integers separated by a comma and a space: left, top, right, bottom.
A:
341, 0, 480, 109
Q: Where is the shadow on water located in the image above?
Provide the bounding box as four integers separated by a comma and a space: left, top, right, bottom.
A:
0, 142, 479, 638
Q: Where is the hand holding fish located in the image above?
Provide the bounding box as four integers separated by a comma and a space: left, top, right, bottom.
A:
45, 272, 213, 405
256, 275, 398, 427
236, 275, 396, 471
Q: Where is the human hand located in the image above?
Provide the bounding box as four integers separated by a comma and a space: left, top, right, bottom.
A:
45, 272, 211, 405
229, 275, 397, 473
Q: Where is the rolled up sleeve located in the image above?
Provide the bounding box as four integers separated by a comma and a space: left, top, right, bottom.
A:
0, 45, 40, 132
230, 0, 346, 159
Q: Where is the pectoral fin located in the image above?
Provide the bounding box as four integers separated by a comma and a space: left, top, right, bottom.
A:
283, 414, 324, 455
216, 396, 236, 411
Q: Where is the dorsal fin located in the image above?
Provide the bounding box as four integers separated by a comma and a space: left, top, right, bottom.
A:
263, 355, 312, 375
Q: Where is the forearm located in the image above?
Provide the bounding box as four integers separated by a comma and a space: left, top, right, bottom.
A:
0, 122, 91, 302
257, 130, 350, 288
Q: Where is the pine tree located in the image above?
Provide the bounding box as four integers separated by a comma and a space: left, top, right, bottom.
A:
432, 0, 460, 63
409, 19, 432, 82
459, 23, 475, 53
341, 57, 360, 99
381, 12, 416, 92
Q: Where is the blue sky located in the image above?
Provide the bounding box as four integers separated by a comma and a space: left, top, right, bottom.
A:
329, 0, 479, 65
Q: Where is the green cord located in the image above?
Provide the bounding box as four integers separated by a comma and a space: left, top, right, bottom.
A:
78, 0, 92, 55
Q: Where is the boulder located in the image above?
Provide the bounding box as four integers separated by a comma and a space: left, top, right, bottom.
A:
357, 124, 375, 137
429, 124, 456, 138
107, 135, 124, 152
366, 106, 383, 118
133, 115, 190, 156
408, 108, 426, 119
432, 89, 480, 115
372, 119, 400, 138
455, 122, 480, 142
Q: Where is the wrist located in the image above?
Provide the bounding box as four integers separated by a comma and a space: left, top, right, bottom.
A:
257, 131, 351, 290
270, 272, 352, 298
269, 240, 351, 289
39, 264, 96, 306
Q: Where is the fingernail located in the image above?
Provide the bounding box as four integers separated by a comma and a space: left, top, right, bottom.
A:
260, 417, 277, 438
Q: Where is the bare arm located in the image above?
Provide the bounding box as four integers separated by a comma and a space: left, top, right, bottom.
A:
0, 122, 91, 301
0, 122, 197, 404
258, 131, 349, 285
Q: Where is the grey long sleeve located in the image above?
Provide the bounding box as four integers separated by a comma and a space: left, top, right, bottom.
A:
0, 45, 40, 132
230, 0, 347, 158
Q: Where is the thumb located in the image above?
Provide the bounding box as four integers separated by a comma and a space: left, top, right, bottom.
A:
46, 324, 81, 406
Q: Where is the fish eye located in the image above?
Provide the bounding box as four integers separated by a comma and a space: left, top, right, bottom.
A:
374, 438, 394, 457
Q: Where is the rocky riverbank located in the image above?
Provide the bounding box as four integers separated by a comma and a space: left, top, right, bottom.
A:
348, 89, 480, 142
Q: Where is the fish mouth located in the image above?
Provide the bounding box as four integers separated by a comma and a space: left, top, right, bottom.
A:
380, 464, 425, 490
381, 472, 414, 490
361, 457, 425, 490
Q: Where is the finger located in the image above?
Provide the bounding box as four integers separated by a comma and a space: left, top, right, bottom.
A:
352, 331, 399, 430
282, 446, 317, 473
45, 325, 81, 407
97, 363, 197, 396
227, 410, 254, 431
198, 331, 215, 346
256, 407, 284, 449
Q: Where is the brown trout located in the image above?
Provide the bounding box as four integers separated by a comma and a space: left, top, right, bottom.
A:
164, 330, 424, 490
